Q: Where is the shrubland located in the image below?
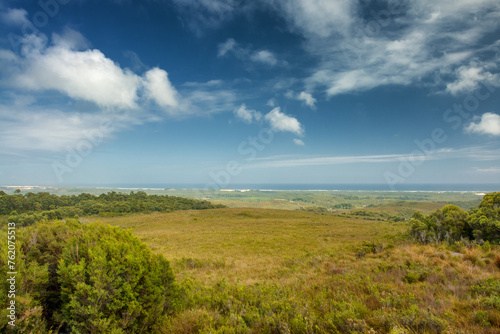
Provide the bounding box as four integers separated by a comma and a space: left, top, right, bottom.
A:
0, 192, 499, 333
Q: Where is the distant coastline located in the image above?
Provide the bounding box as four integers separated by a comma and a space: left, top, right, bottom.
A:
1, 183, 499, 193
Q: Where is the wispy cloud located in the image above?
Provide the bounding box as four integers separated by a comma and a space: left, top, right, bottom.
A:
171, 0, 500, 97
245, 145, 500, 168
170, 0, 254, 35
250, 50, 278, 66
0, 8, 30, 26
446, 63, 500, 95
293, 138, 305, 146
0, 102, 129, 152
474, 167, 500, 173
217, 38, 284, 67
276, 0, 500, 96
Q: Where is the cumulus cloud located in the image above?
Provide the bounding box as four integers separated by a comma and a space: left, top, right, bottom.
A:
143, 67, 179, 109
293, 138, 305, 146
13, 32, 142, 109
234, 104, 262, 123
264, 107, 304, 136
465, 112, 500, 136
2, 30, 196, 116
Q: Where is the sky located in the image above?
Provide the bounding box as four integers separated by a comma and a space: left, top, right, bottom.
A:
0, 0, 499, 189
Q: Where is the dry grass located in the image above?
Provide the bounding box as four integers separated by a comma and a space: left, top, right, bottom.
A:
85, 208, 500, 333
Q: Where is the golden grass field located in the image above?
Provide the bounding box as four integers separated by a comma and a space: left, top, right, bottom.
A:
86, 208, 500, 333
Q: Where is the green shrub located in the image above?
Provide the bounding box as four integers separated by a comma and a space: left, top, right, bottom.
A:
409, 193, 500, 244
0, 220, 178, 333
58, 223, 177, 333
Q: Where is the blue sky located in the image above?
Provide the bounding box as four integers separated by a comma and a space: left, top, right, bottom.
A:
0, 0, 499, 189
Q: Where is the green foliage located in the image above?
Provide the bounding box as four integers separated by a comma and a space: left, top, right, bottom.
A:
299, 206, 329, 213
0, 191, 225, 226
0, 220, 178, 333
408, 193, 500, 244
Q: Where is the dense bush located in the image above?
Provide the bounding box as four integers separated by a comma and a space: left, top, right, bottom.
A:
0, 191, 225, 226
409, 192, 500, 244
0, 220, 178, 333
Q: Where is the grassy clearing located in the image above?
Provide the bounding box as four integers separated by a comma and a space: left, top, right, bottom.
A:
86, 208, 500, 333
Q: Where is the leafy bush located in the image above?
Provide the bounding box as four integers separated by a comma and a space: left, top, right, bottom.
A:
0, 220, 178, 333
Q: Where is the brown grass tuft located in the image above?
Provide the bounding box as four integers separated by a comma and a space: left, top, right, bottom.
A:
494, 255, 500, 271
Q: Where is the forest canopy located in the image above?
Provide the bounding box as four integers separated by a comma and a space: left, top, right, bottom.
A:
0, 191, 225, 226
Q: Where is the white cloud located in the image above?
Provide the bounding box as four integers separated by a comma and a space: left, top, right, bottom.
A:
217, 38, 237, 57
274, 0, 355, 37
446, 64, 499, 95
0, 28, 242, 153
250, 50, 278, 66
465, 112, 500, 136
234, 104, 262, 123
274, 0, 500, 96
217, 38, 282, 67
169, 0, 500, 96
13, 32, 142, 109
170, 0, 252, 35
293, 138, 305, 146
474, 167, 500, 173
245, 144, 500, 169
266, 98, 276, 107
143, 67, 179, 110
285, 90, 317, 108
297, 91, 316, 108
1, 8, 30, 26
181, 87, 237, 115
264, 107, 304, 136
249, 153, 421, 168
1, 30, 227, 118
0, 104, 123, 152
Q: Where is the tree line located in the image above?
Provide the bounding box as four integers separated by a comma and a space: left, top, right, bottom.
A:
0, 191, 225, 226
409, 192, 500, 244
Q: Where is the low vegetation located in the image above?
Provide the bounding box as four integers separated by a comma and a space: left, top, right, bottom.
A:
0, 191, 499, 333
